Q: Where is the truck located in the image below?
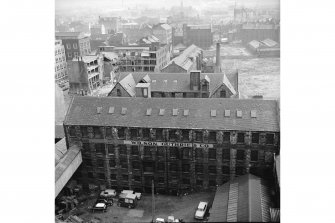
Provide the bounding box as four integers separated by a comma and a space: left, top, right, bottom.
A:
117, 193, 137, 209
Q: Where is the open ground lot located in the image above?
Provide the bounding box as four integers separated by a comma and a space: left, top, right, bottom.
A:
222, 58, 280, 99
66, 191, 215, 223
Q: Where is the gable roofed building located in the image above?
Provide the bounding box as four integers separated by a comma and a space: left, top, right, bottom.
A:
209, 174, 273, 222
161, 44, 202, 73
108, 70, 239, 98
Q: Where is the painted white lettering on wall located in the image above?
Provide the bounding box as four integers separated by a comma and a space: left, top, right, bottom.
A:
123, 140, 213, 148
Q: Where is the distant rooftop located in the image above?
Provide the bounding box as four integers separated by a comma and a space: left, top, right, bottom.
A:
55, 32, 86, 39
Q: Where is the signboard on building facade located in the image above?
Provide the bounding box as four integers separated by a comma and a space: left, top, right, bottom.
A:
123, 140, 214, 148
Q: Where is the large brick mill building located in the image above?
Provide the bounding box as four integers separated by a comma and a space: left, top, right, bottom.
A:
64, 97, 280, 194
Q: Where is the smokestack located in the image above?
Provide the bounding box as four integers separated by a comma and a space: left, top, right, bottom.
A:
215, 42, 221, 73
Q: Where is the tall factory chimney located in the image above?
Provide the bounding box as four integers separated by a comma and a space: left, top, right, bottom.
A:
215, 42, 221, 73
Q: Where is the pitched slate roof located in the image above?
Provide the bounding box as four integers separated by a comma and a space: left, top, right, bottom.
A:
55, 145, 81, 182
115, 71, 237, 95
209, 174, 272, 222
163, 44, 202, 71
55, 138, 67, 165
117, 73, 137, 97
55, 32, 85, 39
64, 97, 279, 132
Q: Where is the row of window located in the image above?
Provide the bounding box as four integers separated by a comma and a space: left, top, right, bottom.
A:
55, 56, 66, 63
55, 48, 65, 56
55, 70, 67, 80
84, 143, 260, 161
66, 43, 78, 49
86, 165, 245, 183
70, 126, 276, 145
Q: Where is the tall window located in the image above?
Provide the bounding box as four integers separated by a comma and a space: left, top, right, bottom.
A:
130, 129, 138, 139
93, 127, 102, 138
208, 148, 216, 160
66, 43, 71, 49
182, 130, 189, 142
237, 133, 245, 143
106, 127, 112, 138
108, 144, 115, 155
252, 133, 260, 144
95, 143, 105, 155
156, 129, 163, 140
182, 148, 189, 159
170, 147, 179, 159
195, 131, 202, 142
142, 128, 150, 139
236, 166, 244, 175
117, 89, 121, 96
209, 131, 216, 143
69, 126, 76, 137
67, 52, 72, 58
222, 149, 230, 161
109, 159, 116, 168
131, 146, 139, 156
220, 90, 226, 98
223, 132, 230, 142
73, 43, 78, 49
119, 145, 127, 155
118, 127, 125, 139
144, 147, 152, 157
236, 150, 245, 161
169, 130, 177, 141
251, 150, 258, 161
195, 148, 203, 159
195, 164, 203, 173
266, 134, 275, 145
97, 159, 104, 168
132, 161, 140, 170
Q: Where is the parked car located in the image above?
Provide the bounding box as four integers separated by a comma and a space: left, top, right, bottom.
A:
194, 201, 208, 220
100, 189, 117, 198
155, 218, 165, 223
96, 198, 113, 206
92, 202, 107, 212
121, 190, 142, 200
117, 193, 137, 209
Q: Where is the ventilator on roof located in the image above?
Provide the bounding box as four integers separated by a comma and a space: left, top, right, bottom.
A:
211, 109, 216, 117
251, 110, 257, 118
164, 80, 167, 83
224, 110, 230, 117
146, 108, 152, 116
173, 109, 178, 116
237, 110, 242, 118
108, 107, 114, 114
152, 80, 156, 83
121, 107, 127, 115
184, 109, 189, 116
159, 109, 165, 116
97, 107, 102, 114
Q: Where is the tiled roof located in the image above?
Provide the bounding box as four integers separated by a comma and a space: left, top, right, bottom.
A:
163, 44, 202, 71
55, 32, 84, 38
209, 174, 272, 222
261, 38, 278, 48
119, 73, 136, 97
188, 24, 211, 30
64, 97, 279, 132
248, 40, 261, 49
115, 72, 237, 95
55, 145, 81, 182
55, 138, 67, 165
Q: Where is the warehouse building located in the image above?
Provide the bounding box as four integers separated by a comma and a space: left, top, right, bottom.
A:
63, 97, 280, 194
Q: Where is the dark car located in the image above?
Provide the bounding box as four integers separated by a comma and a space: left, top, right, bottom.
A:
117, 193, 137, 209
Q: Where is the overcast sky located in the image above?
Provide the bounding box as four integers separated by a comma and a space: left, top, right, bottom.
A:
56, 0, 279, 11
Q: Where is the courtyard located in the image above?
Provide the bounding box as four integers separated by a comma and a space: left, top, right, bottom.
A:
65, 191, 215, 223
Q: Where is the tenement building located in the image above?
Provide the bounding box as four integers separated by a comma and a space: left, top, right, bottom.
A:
55, 32, 91, 61
64, 97, 280, 194
55, 40, 68, 85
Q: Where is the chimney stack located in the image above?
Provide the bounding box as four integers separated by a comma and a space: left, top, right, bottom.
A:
215, 42, 221, 73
